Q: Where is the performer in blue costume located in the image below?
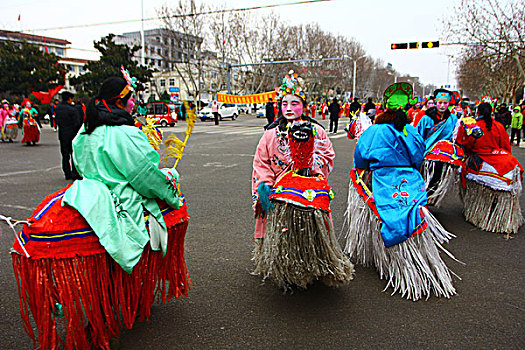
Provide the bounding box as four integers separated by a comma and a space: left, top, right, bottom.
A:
343, 83, 460, 301
417, 89, 458, 152
416, 89, 464, 206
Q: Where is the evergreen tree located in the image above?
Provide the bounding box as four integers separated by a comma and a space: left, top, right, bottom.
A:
71, 34, 154, 96
0, 41, 64, 97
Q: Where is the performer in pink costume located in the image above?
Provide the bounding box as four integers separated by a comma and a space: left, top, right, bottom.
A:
252, 72, 334, 240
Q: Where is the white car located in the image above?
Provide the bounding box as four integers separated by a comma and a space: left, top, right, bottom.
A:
198, 103, 239, 121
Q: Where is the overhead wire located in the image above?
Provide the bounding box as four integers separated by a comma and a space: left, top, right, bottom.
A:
26, 0, 333, 32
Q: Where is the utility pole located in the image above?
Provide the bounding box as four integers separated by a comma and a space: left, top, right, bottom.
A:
141, 0, 145, 66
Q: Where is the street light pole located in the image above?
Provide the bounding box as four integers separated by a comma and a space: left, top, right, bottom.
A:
141, 0, 145, 66
352, 60, 357, 99
351, 55, 366, 99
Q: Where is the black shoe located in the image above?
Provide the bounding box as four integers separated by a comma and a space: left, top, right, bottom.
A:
72, 174, 83, 181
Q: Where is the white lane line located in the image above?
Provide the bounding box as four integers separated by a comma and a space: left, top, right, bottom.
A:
224, 129, 262, 135
0, 165, 61, 177
204, 127, 257, 134
0, 203, 33, 211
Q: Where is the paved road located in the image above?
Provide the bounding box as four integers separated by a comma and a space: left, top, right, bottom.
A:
0, 114, 524, 349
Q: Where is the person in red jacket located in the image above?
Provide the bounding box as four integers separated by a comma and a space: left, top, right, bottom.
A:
310, 102, 316, 118
456, 102, 523, 235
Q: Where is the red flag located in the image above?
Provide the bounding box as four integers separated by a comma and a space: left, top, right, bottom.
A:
32, 85, 63, 104
18, 14, 20, 21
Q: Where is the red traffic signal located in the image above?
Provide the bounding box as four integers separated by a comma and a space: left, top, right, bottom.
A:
391, 43, 408, 50
422, 41, 440, 48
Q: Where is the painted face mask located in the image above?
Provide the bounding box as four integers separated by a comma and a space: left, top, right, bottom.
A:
125, 98, 135, 114
436, 100, 449, 113
281, 94, 304, 120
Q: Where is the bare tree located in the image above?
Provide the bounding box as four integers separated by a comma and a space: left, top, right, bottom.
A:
158, 0, 207, 102
444, 0, 525, 102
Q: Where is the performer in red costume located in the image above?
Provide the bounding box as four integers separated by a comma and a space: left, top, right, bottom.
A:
456, 102, 523, 235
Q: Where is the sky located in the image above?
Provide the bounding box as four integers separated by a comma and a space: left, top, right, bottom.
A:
0, 0, 460, 87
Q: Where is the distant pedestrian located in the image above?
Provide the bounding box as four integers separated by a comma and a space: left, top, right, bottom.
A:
212, 100, 219, 125
494, 103, 511, 129
510, 106, 522, 146
18, 100, 41, 146
328, 97, 340, 134
47, 99, 59, 130
310, 103, 316, 118
363, 97, 375, 113
136, 100, 147, 116
55, 91, 83, 180
0, 99, 8, 142
265, 97, 275, 125
349, 98, 361, 118
321, 101, 328, 120
4, 104, 19, 142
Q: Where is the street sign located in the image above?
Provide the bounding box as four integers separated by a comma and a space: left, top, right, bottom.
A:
169, 87, 180, 92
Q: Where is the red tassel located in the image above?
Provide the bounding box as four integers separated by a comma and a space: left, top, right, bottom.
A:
12, 220, 191, 349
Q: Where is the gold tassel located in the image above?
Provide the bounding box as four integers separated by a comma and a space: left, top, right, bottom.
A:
159, 101, 197, 168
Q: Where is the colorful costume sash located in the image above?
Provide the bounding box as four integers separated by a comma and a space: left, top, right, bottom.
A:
13, 185, 188, 260
270, 170, 333, 211
424, 140, 466, 166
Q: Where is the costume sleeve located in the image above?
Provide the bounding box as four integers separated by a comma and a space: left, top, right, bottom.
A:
252, 131, 276, 203
109, 127, 180, 209
405, 126, 426, 169
311, 126, 334, 177
416, 116, 432, 140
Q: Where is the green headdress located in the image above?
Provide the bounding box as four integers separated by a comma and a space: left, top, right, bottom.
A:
383, 82, 418, 109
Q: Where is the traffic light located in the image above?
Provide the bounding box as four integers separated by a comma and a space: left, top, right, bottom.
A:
409, 42, 419, 49
422, 41, 440, 48
391, 43, 408, 50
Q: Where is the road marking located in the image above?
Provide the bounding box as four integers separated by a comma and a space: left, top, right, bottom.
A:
0, 165, 61, 177
0, 203, 33, 211
202, 162, 238, 169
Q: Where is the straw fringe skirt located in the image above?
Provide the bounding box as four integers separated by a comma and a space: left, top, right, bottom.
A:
460, 179, 524, 234
422, 160, 458, 208
253, 202, 354, 290
342, 184, 460, 301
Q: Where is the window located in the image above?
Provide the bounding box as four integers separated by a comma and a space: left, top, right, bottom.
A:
160, 79, 166, 87
157, 48, 162, 55
169, 78, 175, 86
147, 104, 155, 115
155, 104, 168, 115
55, 48, 64, 56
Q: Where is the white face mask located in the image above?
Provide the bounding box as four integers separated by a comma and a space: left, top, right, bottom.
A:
281, 94, 304, 120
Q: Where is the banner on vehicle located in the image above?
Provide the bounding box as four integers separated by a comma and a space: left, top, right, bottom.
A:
217, 91, 277, 104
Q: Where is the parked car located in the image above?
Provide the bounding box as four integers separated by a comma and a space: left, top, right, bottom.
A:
146, 101, 178, 127
237, 104, 249, 114
198, 103, 239, 121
